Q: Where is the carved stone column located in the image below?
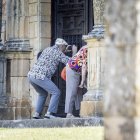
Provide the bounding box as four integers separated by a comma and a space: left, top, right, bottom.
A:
5, 0, 30, 50
104, 0, 136, 140
80, 25, 105, 117
93, 0, 105, 25
80, 0, 105, 117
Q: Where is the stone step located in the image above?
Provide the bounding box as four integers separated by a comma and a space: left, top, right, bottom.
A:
0, 117, 103, 128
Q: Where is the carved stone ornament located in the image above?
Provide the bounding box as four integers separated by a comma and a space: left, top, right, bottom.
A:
82, 25, 105, 40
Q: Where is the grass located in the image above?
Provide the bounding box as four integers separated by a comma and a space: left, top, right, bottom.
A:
0, 127, 104, 140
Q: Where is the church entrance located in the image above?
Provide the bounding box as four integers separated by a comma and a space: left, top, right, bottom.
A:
51, 0, 93, 117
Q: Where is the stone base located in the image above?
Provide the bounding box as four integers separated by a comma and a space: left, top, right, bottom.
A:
0, 107, 31, 120
0, 117, 103, 128
80, 100, 103, 117
0, 107, 15, 120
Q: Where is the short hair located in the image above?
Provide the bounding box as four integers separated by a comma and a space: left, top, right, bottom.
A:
55, 38, 68, 46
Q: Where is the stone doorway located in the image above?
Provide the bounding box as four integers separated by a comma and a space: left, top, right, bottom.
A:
51, 0, 93, 117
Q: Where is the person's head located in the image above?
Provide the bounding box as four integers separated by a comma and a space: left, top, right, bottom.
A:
55, 38, 68, 52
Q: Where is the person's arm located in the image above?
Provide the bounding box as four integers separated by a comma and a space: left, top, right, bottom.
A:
59, 51, 70, 65
79, 62, 87, 88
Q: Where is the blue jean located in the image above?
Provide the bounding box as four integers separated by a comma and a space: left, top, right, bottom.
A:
28, 76, 61, 114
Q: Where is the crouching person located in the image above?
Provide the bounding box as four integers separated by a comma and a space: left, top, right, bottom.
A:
28, 38, 70, 119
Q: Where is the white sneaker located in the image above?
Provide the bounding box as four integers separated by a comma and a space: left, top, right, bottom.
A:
66, 113, 76, 118
32, 112, 42, 119
44, 112, 57, 119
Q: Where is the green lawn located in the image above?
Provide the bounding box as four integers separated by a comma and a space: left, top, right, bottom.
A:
0, 127, 104, 140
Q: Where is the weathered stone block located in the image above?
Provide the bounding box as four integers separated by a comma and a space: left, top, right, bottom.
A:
0, 83, 3, 96
30, 39, 39, 51
30, 22, 38, 38
29, 0, 38, 3
40, 0, 51, 2
40, 38, 51, 49
29, 3, 38, 16
6, 98, 16, 107
15, 107, 31, 120
39, 15, 51, 22
11, 59, 30, 77
0, 96, 8, 108
30, 16, 38, 22
19, 17, 30, 38
80, 100, 103, 117
5, 52, 31, 59
40, 3, 51, 16
105, 117, 134, 140
0, 107, 15, 120
14, 98, 31, 108
0, 60, 5, 83
80, 101, 95, 117
40, 22, 51, 38
11, 77, 30, 99
96, 101, 103, 116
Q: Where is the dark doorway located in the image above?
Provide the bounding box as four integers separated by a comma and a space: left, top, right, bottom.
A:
51, 0, 93, 117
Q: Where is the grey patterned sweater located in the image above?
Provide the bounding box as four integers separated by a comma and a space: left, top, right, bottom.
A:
28, 45, 69, 80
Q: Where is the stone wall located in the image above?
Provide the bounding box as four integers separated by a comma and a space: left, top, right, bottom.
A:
0, 0, 52, 120
0, 51, 31, 120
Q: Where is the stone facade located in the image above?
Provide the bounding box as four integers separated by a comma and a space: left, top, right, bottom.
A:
0, 2, 139, 140
0, 0, 106, 120
0, 0, 51, 120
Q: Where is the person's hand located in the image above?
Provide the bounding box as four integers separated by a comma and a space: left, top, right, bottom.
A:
65, 45, 72, 53
79, 84, 84, 88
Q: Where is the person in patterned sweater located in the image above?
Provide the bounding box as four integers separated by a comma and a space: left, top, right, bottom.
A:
28, 38, 70, 119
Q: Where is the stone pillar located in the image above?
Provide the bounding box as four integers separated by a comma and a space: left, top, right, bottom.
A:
80, 0, 105, 117
93, 0, 105, 25
80, 25, 105, 117
104, 0, 136, 140
5, 0, 30, 50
